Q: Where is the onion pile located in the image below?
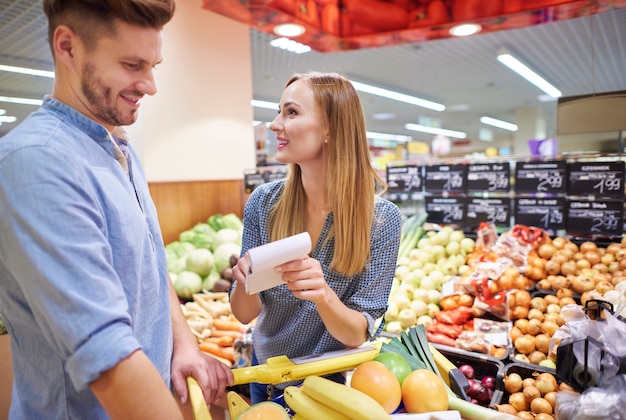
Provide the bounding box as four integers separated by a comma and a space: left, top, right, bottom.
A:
496, 370, 566, 419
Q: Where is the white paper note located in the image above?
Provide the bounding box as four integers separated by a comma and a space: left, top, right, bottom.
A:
245, 232, 312, 294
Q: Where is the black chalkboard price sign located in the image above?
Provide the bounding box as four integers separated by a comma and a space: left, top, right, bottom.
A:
566, 199, 624, 236
466, 162, 510, 192
515, 160, 567, 194
386, 165, 422, 193
465, 197, 511, 227
425, 196, 465, 225
424, 163, 466, 193
514, 197, 566, 230
244, 173, 265, 194
567, 161, 625, 197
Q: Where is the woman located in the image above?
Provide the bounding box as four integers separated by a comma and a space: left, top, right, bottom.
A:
230, 71, 402, 403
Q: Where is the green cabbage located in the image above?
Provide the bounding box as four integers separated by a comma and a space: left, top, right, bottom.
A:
213, 242, 241, 273
173, 271, 203, 299
202, 267, 222, 291
185, 248, 214, 277
213, 228, 241, 249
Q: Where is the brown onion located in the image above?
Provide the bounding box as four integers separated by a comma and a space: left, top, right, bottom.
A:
523, 385, 541, 403
535, 373, 558, 394
508, 392, 528, 412
504, 372, 523, 394
580, 241, 597, 253
544, 391, 557, 409
531, 397, 553, 414
535, 334, 551, 354
515, 334, 536, 355
494, 404, 518, 415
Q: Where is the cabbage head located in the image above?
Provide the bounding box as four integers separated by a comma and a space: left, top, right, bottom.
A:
213, 242, 241, 273
166, 241, 195, 257
213, 228, 241, 249
220, 213, 243, 231
202, 267, 221, 291
167, 255, 187, 274
173, 271, 203, 299
185, 248, 214, 277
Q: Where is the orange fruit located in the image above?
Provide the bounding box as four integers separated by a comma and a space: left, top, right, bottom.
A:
401, 369, 448, 413
349, 360, 402, 413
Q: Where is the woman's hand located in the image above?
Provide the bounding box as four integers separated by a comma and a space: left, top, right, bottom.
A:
278, 256, 331, 304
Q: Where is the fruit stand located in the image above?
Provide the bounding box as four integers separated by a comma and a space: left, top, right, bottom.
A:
175, 159, 626, 418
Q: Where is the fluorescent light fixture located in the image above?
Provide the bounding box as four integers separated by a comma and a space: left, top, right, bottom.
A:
0, 64, 54, 78
349, 80, 445, 112
0, 95, 43, 106
273, 23, 306, 37
449, 23, 482, 37
480, 116, 518, 131
251, 99, 278, 110
0, 115, 17, 123
404, 123, 466, 139
270, 37, 311, 54
0, 109, 5, 116
497, 48, 562, 98
366, 131, 412, 143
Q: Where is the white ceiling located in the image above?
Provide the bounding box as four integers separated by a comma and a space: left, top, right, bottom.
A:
1, 1, 625, 151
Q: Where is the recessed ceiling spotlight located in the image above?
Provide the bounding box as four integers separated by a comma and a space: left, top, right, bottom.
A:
273, 23, 306, 37
449, 23, 482, 37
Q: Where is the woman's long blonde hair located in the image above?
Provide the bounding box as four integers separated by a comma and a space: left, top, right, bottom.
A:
268, 72, 387, 276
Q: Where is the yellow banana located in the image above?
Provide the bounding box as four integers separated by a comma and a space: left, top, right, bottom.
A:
301, 375, 391, 420
283, 385, 352, 420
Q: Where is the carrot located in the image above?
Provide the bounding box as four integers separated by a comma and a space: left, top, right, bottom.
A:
210, 329, 241, 339
213, 318, 244, 332
199, 341, 235, 362
217, 335, 235, 347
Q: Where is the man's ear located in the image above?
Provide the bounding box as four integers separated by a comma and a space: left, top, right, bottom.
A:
53, 25, 78, 67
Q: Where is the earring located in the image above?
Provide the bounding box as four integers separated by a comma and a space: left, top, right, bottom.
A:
324, 137, 328, 144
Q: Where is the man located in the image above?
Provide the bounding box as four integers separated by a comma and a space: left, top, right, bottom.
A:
0, 1, 233, 418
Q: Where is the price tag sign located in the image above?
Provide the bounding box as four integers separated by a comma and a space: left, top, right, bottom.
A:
466, 162, 510, 192
515, 197, 566, 231
386, 165, 422, 193
567, 161, 625, 197
244, 173, 265, 194
424, 164, 466, 193
465, 197, 511, 227
425, 196, 465, 225
566, 199, 624, 236
515, 160, 566, 194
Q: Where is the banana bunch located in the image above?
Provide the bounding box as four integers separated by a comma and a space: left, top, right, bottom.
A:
284, 375, 391, 420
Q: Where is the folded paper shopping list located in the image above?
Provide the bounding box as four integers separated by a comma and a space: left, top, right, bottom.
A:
245, 232, 312, 294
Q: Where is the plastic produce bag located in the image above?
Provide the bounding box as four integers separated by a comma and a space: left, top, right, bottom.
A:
556, 374, 626, 420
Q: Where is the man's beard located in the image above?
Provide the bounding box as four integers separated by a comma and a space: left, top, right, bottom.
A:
81, 62, 138, 127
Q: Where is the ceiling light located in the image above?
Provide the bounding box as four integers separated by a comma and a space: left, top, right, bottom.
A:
366, 131, 412, 143
0, 115, 17, 123
449, 23, 482, 37
251, 99, 278, 110
273, 23, 306, 37
350, 80, 445, 112
270, 37, 311, 54
404, 123, 466, 139
497, 48, 562, 98
480, 116, 518, 131
0, 109, 5, 116
0, 95, 43, 106
0, 64, 54, 78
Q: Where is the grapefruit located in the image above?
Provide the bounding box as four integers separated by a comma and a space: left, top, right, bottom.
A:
401, 369, 449, 413
374, 352, 412, 385
349, 360, 402, 413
